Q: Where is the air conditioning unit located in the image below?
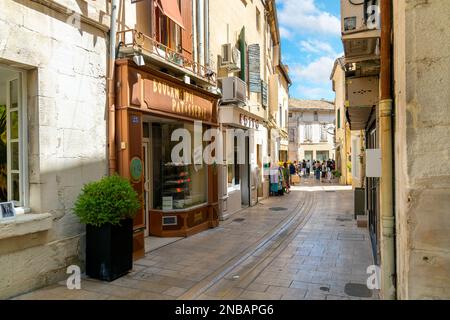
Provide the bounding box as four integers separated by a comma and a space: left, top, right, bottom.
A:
346, 76, 379, 107
341, 0, 379, 34
221, 44, 241, 72
220, 77, 246, 105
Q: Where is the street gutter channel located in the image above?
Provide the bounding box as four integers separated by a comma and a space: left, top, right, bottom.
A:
178, 192, 316, 300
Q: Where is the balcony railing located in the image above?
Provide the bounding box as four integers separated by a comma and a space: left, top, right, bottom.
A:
117, 29, 217, 85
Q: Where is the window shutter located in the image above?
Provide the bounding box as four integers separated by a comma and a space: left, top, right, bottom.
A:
239, 27, 246, 82
181, 0, 193, 59
261, 80, 268, 108
248, 44, 261, 93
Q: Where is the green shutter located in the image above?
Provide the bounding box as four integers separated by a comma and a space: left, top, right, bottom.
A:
248, 44, 261, 93
338, 109, 341, 129
239, 27, 246, 82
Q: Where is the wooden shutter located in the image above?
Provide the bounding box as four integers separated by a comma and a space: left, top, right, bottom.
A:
180, 0, 193, 59
248, 44, 261, 93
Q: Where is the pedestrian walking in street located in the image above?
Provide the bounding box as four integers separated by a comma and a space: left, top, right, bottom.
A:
321, 161, 327, 181
283, 162, 291, 193
289, 161, 297, 186
306, 160, 311, 176
315, 161, 321, 180
326, 164, 332, 183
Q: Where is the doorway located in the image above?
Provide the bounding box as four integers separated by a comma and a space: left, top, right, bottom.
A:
366, 124, 379, 265
304, 151, 313, 161
241, 135, 250, 206
142, 137, 150, 237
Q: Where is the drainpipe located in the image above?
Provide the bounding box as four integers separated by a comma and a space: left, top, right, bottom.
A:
108, 0, 119, 174
197, 0, 205, 67
204, 0, 209, 66
379, 0, 396, 300
192, 0, 197, 64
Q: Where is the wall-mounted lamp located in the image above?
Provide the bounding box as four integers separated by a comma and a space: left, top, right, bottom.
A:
132, 54, 145, 67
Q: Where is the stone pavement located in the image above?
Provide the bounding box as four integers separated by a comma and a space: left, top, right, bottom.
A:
14, 179, 378, 300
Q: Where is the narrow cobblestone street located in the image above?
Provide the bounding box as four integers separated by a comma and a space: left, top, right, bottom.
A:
15, 179, 378, 300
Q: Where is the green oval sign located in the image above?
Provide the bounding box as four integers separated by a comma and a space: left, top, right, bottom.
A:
130, 157, 143, 182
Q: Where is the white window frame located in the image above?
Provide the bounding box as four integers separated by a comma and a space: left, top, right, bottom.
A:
313, 111, 318, 122
3, 67, 28, 210
320, 124, 328, 142
289, 129, 295, 142
305, 124, 312, 141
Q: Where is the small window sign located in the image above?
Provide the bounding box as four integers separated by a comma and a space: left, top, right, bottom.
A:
162, 216, 177, 226
0, 202, 16, 220
162, 196, 173, 211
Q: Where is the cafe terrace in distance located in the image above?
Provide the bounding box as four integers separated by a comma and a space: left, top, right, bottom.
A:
114, 59, 220, 259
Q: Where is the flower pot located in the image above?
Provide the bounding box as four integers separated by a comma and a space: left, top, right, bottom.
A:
85, 218, 133, 281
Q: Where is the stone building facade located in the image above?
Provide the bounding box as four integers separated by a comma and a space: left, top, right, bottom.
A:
331, 57, 365, 187
209, 0, 288, 219
288, 99, 335, 163
393, 0, 450, 299
0, 0, 109, 298
340, 0, 450, 299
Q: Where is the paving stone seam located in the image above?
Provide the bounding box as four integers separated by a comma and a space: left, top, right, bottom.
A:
219, 192, 318, 299
178, 192, 314, 300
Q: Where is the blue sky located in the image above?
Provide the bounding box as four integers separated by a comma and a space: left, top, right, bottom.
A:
276, 0, 343, 101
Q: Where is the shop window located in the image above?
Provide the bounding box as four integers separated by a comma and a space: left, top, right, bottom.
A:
0, 69, 26, 207
152, 121, 207, 211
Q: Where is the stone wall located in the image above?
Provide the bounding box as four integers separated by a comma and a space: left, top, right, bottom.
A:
0, 0, 109, 298
394, 0, 450, 299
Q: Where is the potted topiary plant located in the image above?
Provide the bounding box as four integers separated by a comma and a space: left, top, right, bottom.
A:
74, 174, 141, 281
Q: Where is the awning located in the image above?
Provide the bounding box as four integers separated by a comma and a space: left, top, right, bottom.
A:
156, 0, 185, 30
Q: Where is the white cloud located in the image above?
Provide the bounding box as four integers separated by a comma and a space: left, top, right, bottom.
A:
279, 26, 293, 40
291, 56, 335, 84
300, 39, 336, 55
278, 0, 340, 36
295, 85, 333, 100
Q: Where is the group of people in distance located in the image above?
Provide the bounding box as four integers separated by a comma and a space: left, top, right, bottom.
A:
269, 159, 337, 196
290, 159, 336, 183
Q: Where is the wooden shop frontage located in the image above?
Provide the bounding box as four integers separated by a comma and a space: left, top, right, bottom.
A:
114, 59, 219, 259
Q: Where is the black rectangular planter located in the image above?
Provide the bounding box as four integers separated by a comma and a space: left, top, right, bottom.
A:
86, 218, 133, 282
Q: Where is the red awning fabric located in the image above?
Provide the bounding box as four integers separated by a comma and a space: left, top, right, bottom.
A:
156, 0, 185, 30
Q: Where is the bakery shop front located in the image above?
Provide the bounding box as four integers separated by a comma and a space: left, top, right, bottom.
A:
115, 59, 219, 259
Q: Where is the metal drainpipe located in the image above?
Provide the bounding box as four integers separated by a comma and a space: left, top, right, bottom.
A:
108, 0, 119, 174
192, 0, 198, 65
204, 0, 209, 66
197, 0, 205, 67
379, 0, 396, 300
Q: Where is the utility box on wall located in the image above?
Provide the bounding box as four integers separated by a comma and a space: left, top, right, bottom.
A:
341, 0, 366, 33
366, 148, 381, 177
346, 76, 379, 108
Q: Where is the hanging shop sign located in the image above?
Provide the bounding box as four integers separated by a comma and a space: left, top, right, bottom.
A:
130, 157, 143, 182
131, 71, 215, 122
239, 114, 260, 129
